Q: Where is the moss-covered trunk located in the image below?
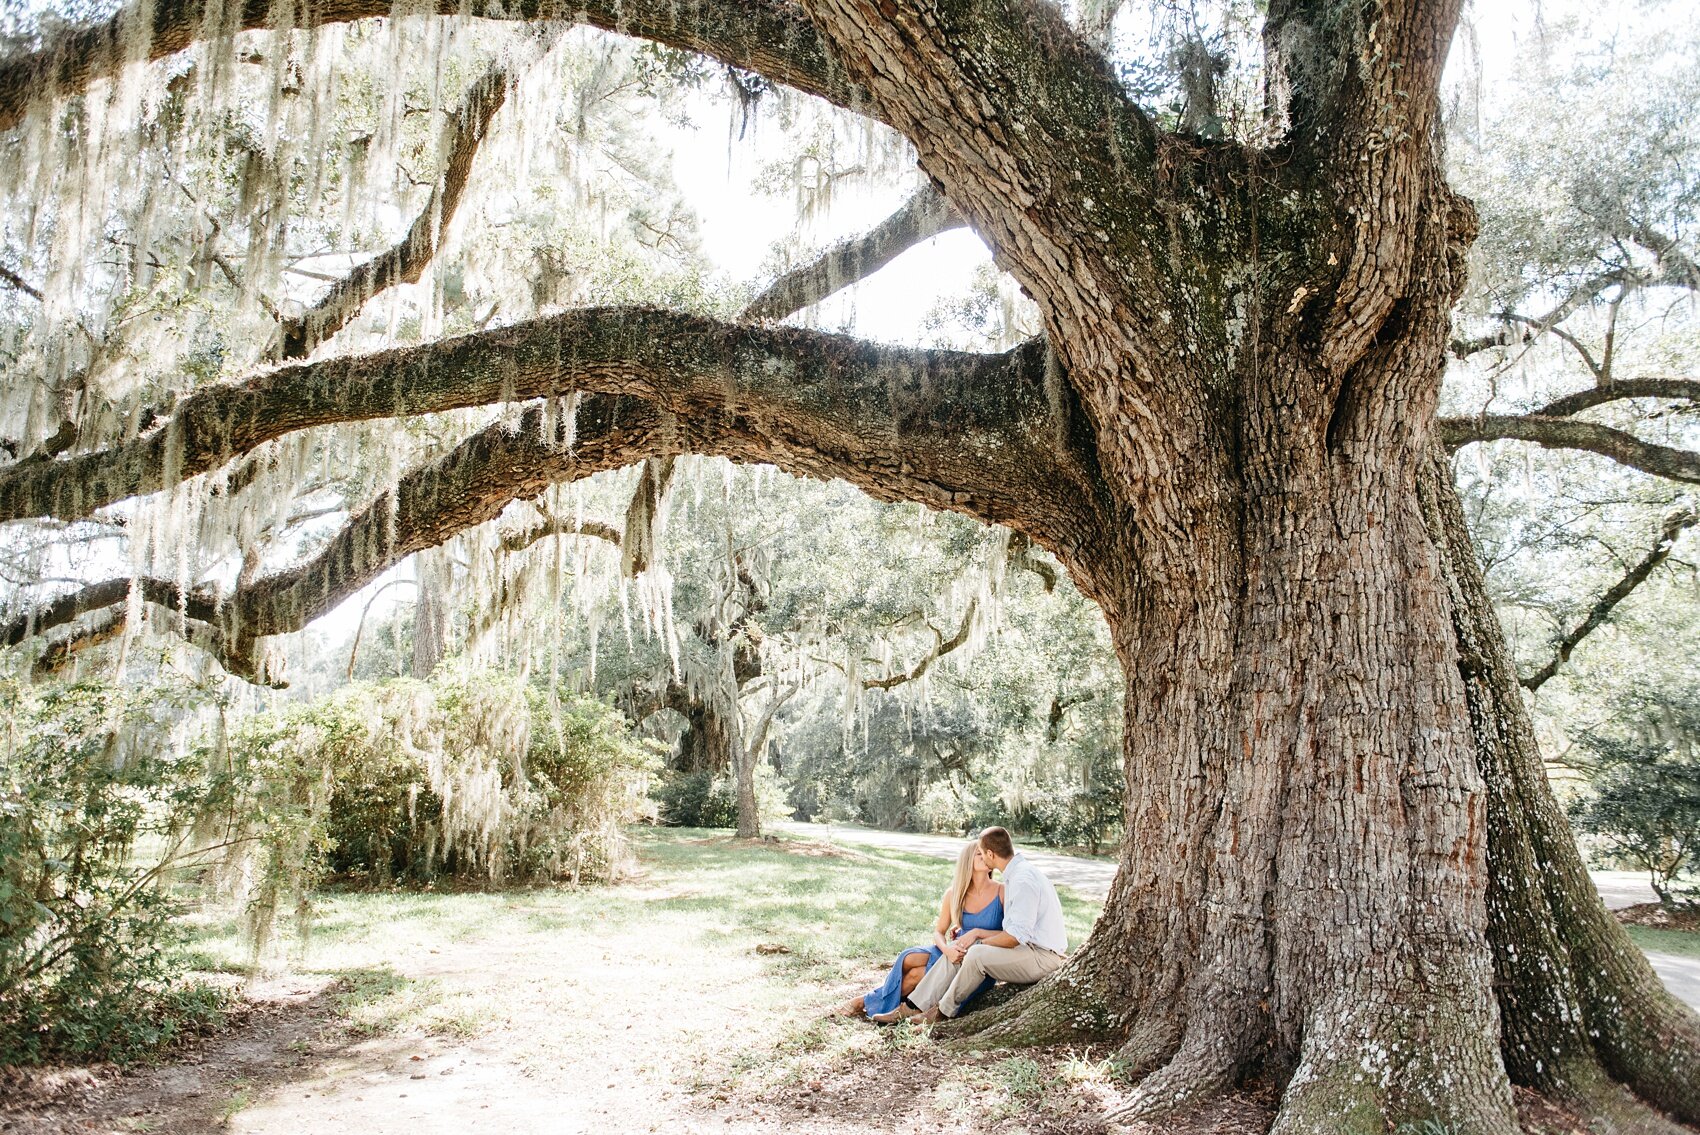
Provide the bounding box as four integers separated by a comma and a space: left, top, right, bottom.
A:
1423, 443, 1700, 1129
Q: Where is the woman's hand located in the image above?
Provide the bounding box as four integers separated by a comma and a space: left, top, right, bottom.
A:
942, 942, 965, 964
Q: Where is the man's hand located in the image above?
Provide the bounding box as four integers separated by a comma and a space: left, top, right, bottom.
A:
942, 942, 965, 964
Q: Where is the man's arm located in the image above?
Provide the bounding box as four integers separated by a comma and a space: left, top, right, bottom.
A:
961, 929, 1020, 949
992, 866, 1040, 948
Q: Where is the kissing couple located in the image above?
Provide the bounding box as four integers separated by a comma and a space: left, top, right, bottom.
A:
839, 826, 1068, 1025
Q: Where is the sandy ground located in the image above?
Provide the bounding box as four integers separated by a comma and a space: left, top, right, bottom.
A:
0, 858, 1124, 1135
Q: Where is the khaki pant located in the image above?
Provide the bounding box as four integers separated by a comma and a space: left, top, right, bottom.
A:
909, 941, 1065, 1017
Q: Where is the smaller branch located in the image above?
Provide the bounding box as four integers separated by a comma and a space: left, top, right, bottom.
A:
345, 577, 418, 680
1045, 690, 1095, 742
1522, 507, 1699, 691
0, 265, 43, 301
744, 681, 801, 758
1533, 378, 1700, 419
33, 610, 126, 676
277, 48, 527, 359
1599, 292, 1624, 384
1, 577, 218, 647
499, 514, 623, 552
1007, 530, 1058, 592
1440, 415, 1700, 485
862, 598, 979, 691
741, 184, 962, 322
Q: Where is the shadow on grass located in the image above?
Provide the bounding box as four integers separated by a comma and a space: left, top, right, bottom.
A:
0, 965, 415, 1135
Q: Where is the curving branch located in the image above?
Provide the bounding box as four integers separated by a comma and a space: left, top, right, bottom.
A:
0, 0, 864, 134
740, 184, 963, 322
0, 308, 1078, 527
0, 576, 217, 648
1522, 507, 1700, 691
7, 322, 1106, 680
0, 265, 43, 302
861, 597, 978, 691
1450, 255, 1700, 364
1006, 530, 1058, 592
499, 513, 622, 553
276, 46, 534, 359
1440, 414, 1700, 485
1531, 378, 1700, 419
12, 396, 668, 680
1449, 271, 1627, 361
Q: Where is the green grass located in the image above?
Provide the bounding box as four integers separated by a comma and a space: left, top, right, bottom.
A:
1623, 924, 1700, 960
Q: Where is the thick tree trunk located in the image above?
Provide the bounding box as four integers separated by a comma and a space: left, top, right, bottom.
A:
1422, 444, 1700, 1129
954, 155, 1526, 1133
410, 548, 450, 680
955, 245, 1700, 1134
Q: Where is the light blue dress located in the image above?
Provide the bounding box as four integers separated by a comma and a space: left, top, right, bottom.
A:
863, 893, 1004, 1017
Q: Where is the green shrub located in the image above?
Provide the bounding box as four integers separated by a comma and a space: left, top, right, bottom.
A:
652, 770, 740, 827
221, 669, 659, 921
0, 678, 233, 1065
1569, 743, 1700, 911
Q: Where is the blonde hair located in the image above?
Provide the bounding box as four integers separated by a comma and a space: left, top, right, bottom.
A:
948, 841, 980, 934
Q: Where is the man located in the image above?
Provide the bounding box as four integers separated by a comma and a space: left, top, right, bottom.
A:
872, 826, 1067, 1025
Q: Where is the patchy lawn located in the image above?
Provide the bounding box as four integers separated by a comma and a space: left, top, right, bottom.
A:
0, 829, 1118, 1135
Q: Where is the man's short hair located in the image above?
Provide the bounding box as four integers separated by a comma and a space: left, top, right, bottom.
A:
979, 826, 1015, 860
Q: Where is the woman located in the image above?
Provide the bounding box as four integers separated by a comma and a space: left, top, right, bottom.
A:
839, 840, 1003, 1019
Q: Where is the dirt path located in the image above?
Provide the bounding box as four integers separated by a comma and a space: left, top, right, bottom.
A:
0, 847, 1121, 1135
5, 833, 1690, 1135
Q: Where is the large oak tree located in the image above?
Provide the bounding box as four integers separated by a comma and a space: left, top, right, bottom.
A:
3, 2, 1699, 1131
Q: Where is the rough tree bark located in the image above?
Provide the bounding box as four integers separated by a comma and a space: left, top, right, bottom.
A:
1422, 444, 1700, 1131
5, 0, 1699, 1131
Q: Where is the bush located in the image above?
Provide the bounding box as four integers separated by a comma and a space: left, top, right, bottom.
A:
215, 670, 660, 953
1569, 741, 1700, 911
652, 770, 740, 828
0, 678, 233, 1065
651, 762, 790, 829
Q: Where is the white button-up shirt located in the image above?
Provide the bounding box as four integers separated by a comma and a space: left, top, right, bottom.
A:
1000, 853, 1067, 955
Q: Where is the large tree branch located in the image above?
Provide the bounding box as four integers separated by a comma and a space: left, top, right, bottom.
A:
13, 396, 664, 679
1531, 379, 1700, 420
9, 337, 1109, 679
0, 308, 1080, 526
791, 1, 1170, 333
741, 184, 963, 322
0, 576, 218, 647
0, 0, 863, 134
791, 0, 1246, 555
276, 48, 527, 359
1440, 415, 1700, 485
1264, 0, 1467, 375
1521, 507, 1700, 692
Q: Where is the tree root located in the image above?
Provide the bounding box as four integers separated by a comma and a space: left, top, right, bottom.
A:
1588, 979, 1700, 1125
1545, 1058, 1696, 1135
1105, 1041, 1238, 1124
937, 969, 1122, 1048
1254, 995, 1522, 1135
